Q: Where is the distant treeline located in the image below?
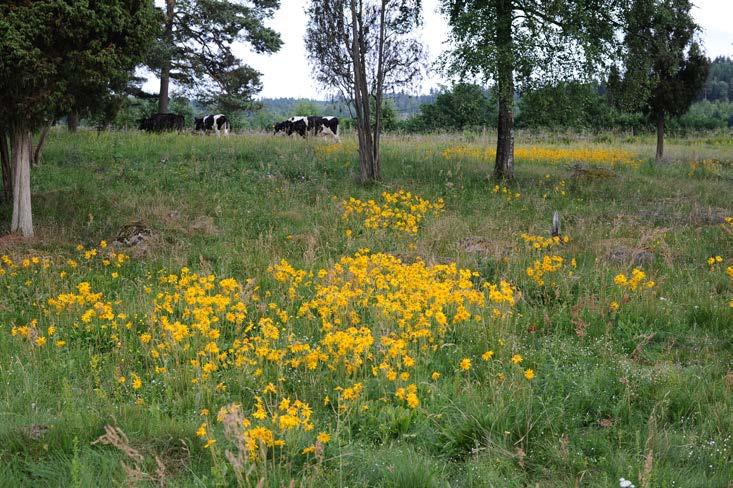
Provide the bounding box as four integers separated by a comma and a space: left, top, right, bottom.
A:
105, 57, 733, 133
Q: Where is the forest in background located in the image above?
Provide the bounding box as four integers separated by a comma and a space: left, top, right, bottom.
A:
97, 57, 733, 134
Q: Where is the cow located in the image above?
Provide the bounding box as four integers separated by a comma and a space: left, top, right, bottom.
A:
273, 120, 290, 135
138, 113, 185, 133
195, 114, 230, 136
315, 116, 340, 142
286, 116, 309, 138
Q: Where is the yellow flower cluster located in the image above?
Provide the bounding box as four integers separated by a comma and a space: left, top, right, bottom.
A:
6, 243, 129, 349
526, 256, 568, 286
458, 349, 535, 381
723, 217, 733, 234
614, 268, 655, 291
208, 398, 315, 458
520, 233, 570, 250
341, 190, 444, 235
707, 255, 723, 269
492, 184, 521, 201
5, 243, 520, 467
442, 145, 639, 167
688, 159, 723, 177
316, 141, 356, 158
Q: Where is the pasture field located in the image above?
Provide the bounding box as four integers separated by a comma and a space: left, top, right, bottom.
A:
0, 129, 732, 487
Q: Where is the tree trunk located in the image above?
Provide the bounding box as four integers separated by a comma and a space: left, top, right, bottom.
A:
10, 127, 33, 237
494, 0, 515, 181
0, 130, 11, 202
655, 111, 664, 161
33, 124, 52, 167
350, 0, 375, 183
159, 0, 176, 113
67, 111, 79, 133
370, 0, 387, 181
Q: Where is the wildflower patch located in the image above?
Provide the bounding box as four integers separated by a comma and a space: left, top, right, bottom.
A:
443, 145, 640, 167
341, 190, 444, 235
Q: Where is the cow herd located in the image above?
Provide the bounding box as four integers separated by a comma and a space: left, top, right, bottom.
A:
138, 112, 229, 135
273, 116, 340, 141
137, 112, 339, 141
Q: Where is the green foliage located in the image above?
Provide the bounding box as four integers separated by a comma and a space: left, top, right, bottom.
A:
0, 0, 158, 131
700, 57, 733, 102
371, 99, 398, 131
440, 0, 623, 89
148, 0, 283, 112
611, 0, 710, 121
294, 100, 319, 116
404, 83, 496, 132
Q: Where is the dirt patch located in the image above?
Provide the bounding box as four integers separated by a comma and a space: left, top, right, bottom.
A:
187, 215, 219, 236
112, 221, 160, 258
638, 201, 730, 227
605, 245, 656, 265
0, 233, 26, 251
458, 236, 514, 260
569, 164, 617, 180
689, 205, 729, 225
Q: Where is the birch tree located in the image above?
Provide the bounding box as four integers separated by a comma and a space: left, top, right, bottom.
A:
306, 0, 424, 182
441, 0, 625, 179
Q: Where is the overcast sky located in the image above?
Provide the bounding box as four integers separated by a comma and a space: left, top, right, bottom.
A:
146, 0, 733, 100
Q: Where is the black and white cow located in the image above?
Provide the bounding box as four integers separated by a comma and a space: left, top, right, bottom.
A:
315, 116, 340, 141
195, 114, 230, 136
287, 116, 309, 138
273, 120, 290, 135
138, 113, 185, 132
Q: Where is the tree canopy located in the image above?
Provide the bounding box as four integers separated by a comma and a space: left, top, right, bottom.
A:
410, 83, 496, 131
609, 0, 709, 159
0, 0, 157, 236
440, 0, 626, 179
149, 0, 283, 113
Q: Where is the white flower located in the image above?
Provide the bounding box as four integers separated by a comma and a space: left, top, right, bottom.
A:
620, 478, 635, 488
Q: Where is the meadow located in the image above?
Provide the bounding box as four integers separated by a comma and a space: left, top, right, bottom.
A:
0, 129, 731, 487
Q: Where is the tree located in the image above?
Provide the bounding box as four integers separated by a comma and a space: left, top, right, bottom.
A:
149, 0, 282, 114
412, 83, 496, 131
0, 1, 157, 237
306, 0, 424, 183
518, 82, 617, 129
441, 0, 625, 179
611, 0, 709, 160
294, 100, 319, 116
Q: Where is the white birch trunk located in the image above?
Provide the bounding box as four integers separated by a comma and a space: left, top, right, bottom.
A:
11, 128, 33, 237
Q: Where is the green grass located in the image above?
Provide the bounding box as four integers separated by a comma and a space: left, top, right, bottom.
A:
0, 129, 731, 487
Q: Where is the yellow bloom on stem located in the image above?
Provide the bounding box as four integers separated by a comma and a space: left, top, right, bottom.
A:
459, 358, 471, 371
524, 369, 535, 380
511, 354, 523, 365
317, 432, 331, 444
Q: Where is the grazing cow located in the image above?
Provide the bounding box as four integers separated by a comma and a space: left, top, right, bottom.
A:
315, 116, 340, 141
287, 116, 309, 138
273, 120, 290, 135
138, 113, 185, 132
195, 114, 230, 136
